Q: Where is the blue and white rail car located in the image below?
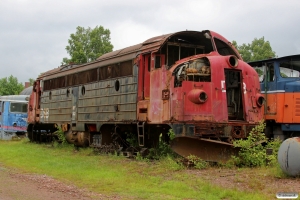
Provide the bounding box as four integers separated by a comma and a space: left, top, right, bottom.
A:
0, 95, 29, 140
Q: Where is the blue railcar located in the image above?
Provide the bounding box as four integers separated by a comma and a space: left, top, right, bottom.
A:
0, 95, 29, 140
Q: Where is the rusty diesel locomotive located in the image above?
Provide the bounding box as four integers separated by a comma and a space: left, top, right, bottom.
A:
27, 30, 264, 162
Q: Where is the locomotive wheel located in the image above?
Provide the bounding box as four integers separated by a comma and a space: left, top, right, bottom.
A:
171, 136, 239, 163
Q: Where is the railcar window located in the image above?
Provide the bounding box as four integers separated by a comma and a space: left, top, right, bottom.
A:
101, 65, 114, 79
167, 45, 179, 66
267, 64, 274, 82
279, 61, 300, 78
99, 60, 133, 80
44, 80, 50, 90
57, 76, 66, 88
78, 68, 98, 84
66, 73, 79, 86
43, 60, 133, 91
113, 65, 120, 78
252, 64, 275, 82
99, 66, 106, 80
166, 43, 205, 66
155, 56, 161, 69
214, 38, 239, 58
181, 46, 195, 58
120, 60, 133, 76
10, 103, 27, 113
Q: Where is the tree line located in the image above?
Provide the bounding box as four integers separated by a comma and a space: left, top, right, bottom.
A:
0, 26, 276, 95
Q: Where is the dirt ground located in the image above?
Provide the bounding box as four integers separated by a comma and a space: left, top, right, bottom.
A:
0, 164, 120, 200
0, 163, 299, 200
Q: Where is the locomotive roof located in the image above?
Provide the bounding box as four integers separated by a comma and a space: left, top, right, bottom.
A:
38, 30, 236, 79
248, 54, 300, 64
19, 86, 33, 95
0, 95, 29, 102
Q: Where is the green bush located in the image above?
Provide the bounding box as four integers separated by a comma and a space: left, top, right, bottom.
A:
147, 129, 176, 160
53, 125, 67, 145
126, 132, 139, 148
232, 121, 281, 167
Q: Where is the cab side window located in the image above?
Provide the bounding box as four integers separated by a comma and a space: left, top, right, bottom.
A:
267, 64, 274, 82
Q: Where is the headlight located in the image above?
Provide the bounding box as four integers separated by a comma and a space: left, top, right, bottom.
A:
256, 94, 265, 107
226, 56, 239, 68
187, 89, 208, 104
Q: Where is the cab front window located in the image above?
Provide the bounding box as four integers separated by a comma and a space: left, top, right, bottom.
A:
279, 60, 300, 78
10, 103, 27, 113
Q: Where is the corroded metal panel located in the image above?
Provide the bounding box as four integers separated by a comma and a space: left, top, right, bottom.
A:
39, 73, 138, 127
76, 75, 138, 123
27, 92, 37, 124
39, 89, 72, 124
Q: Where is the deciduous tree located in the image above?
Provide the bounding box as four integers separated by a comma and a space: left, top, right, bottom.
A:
62, 26, 114, 65
29, 78, 35, 86
0, 75, 24, 95
232, 37, 276, 62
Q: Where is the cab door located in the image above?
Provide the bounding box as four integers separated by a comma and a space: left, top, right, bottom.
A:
264, 62, 277, 115
149, 53, 166, 122
143, 54, 151, 99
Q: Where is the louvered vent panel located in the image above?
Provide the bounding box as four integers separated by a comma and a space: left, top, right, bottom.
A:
295, 98, 300, 116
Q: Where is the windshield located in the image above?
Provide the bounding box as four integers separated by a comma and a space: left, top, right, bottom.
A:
214, 38, 240, 58
279, 60, 300, 78
10, 102, 27, 113
253, 61, 300, 83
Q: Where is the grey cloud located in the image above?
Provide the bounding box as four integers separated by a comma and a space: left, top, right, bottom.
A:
0, 0, 299, 83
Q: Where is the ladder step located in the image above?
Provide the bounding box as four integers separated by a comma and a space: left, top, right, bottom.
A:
137, 122, 145, 146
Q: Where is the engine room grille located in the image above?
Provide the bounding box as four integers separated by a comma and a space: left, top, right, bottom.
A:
295, 98, 300, 116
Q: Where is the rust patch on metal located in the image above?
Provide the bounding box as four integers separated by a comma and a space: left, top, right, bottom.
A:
171, 137, 239, 163
61, 123, 68, 132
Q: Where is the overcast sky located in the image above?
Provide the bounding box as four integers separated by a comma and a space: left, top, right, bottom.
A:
1, 0, 299, 84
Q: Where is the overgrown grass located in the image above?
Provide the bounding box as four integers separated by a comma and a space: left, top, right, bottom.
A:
0, 139, 269, 200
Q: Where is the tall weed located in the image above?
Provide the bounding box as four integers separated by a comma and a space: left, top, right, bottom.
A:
232, 121, 281, 167
147, 129, 176, 160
